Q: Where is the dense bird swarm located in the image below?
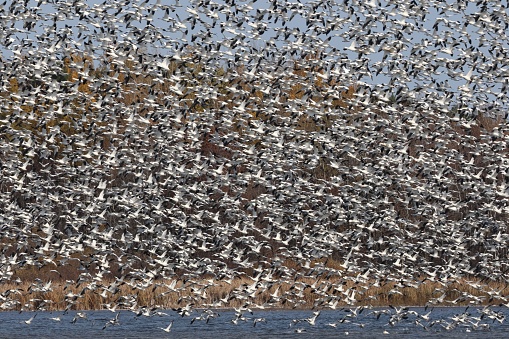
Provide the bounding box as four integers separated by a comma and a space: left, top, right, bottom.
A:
0, 0, 508, 333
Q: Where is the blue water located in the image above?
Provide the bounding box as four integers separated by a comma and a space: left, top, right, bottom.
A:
2, 307, 507, 338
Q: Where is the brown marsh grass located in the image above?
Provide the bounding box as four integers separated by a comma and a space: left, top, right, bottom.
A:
1, 276, 507, 312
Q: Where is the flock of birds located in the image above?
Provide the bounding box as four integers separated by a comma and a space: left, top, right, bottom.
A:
0, 0, 508, 334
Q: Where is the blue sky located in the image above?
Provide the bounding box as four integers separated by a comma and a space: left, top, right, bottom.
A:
2, 0, 507, 114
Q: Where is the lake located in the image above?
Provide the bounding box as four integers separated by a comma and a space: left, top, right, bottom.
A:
2, 307, 508, 338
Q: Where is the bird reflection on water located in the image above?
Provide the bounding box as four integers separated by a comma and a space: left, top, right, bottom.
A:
6, 308, 506, 338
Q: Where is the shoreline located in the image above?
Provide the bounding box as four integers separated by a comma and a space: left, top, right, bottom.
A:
2, 305, 498, 314
1, 276, 506, 312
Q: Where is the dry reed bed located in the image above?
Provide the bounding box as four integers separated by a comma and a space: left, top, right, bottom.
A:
0, 276, 507, 312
